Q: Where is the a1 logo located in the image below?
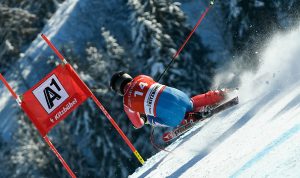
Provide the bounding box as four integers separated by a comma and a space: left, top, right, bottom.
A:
33, 74, 69, 114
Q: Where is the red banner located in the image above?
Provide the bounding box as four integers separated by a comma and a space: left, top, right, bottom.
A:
21, 64, 91, 136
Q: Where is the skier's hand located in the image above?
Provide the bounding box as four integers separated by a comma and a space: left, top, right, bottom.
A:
132, 114, 147, 129
140, 114, 149, 125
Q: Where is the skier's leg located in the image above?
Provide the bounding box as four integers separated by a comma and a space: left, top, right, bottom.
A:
155, 86, 193, 127
191, 90, 227, 111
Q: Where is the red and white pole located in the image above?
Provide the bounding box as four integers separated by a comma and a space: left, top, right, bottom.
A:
0, 74, 18, 100
44, 136, 76, 178
41, 34, 145, 165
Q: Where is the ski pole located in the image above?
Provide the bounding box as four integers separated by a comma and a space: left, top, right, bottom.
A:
156, 1, 214, 82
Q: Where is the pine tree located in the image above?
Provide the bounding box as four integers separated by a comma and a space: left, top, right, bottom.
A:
101, 27, 127, 68
0, 6, 38, 73
0, 0, 65, 73
9, 112, 66, 177
0, 0, 64, 20
128, 0, 214, 94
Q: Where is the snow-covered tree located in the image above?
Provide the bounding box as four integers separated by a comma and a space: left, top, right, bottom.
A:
0, 6, 38, 73
0, 0, 64, 19
101, 28, 127, 67
128, 0, 214, 94
8, 112, 66, 177
0, 0, 65, 73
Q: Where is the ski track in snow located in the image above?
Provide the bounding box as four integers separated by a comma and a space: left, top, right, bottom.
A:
130, 25, 300, 177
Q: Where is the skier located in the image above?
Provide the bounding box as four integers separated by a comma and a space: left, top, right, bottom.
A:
110, 71, 229, 129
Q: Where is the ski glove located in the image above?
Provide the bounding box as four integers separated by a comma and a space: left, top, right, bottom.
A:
132, 114, 148, 129
140, 114, 149, 125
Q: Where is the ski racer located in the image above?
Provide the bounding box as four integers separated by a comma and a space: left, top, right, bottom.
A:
110, 71, 229, 129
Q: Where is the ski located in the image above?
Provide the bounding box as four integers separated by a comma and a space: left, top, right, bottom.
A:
162, 96, 239, 142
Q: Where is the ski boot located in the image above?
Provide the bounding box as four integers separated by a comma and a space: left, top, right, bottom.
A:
180, 105, 213, 126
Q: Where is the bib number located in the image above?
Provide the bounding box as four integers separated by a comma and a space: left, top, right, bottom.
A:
134, 82, 148, 97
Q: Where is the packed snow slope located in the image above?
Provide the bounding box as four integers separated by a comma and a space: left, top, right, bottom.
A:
131, 26, 300, 178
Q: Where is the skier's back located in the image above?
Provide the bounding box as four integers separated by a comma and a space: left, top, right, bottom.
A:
110, 72, 227, 129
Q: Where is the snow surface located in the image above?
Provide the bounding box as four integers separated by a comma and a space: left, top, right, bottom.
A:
130, 25, 300, 178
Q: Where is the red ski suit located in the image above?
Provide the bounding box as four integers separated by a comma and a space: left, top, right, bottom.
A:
123, 75, 225, 129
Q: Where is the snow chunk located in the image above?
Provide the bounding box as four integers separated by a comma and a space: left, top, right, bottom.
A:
5, 40, 14, 51
255, 0, 265, 7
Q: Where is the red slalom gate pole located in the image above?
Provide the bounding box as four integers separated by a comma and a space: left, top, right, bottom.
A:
41, 34, 65, 62
0, 74, 18, 100
90, 94, 145, 164
41, 34, 145, 165
0, 74, 77, 178
44, 136, 76, 178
